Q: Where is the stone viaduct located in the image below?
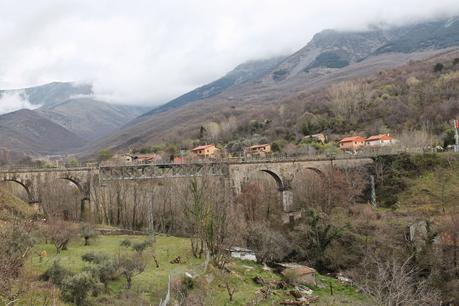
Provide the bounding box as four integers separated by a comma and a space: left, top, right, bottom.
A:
0, 157, 373, 216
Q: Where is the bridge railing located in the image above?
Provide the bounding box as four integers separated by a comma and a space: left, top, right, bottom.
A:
1, 148, 455, 172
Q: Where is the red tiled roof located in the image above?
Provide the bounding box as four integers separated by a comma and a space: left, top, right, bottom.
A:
340, 136, 365, 143
135, 154, 161, 161
366, 134, 392, 141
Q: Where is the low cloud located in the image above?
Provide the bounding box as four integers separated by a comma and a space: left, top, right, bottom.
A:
0, 91, 40, 115
1, 0, 459, 106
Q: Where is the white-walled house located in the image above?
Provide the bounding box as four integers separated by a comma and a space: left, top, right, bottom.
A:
365, 134, 394, 146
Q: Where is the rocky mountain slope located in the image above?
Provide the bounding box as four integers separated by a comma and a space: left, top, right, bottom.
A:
140, 57, 285, 118
84, 17, 459, 154
0, 109, 85, 155
38, 97, 148, 141
0, 82, 149, 142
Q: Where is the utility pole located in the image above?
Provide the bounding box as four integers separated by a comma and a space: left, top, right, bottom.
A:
455, 118, 459, 153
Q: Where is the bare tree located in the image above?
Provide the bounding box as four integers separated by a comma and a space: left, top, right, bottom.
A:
358, 255, 441, 306
47, 219, 78, 253
116, 253, 146, 289
328, 80, 371, 125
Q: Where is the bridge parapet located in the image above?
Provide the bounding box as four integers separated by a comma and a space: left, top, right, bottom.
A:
99, 163, 229, 181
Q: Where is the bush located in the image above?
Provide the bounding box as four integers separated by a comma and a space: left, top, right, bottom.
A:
117, 253, 146, 289
97, 149, 112, 162
82, 258, 117, 288
131, 240, 152, 254
61, 272, 99, 305
246, 222, 292, 263
95, 260, 117, 287
48, 220, 78, 253
80, 223, 98, 246
434, 63, 444, 72
0, 222, 34, 297
120, 239, 132, 247
81, 252, 110, 265
40, 261, 73, 286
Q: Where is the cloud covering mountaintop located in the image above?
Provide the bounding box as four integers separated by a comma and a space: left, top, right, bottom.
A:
1, 0, 459, 107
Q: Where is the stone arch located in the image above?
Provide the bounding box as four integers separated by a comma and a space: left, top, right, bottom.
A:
260, 169, 286, 191
59, 175, 91, 221
2, 178, 36, 203
60, 175, 89, 200
289, 166, 331, 213
256, 169, 293, 212
292, 166, 326, 182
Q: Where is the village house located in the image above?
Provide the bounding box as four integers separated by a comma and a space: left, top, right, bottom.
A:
191, 144, 220, 158
132, 153, 162, 164
365, 134, 394, 146
245, 144, 272, 158
339, 136, 366, 152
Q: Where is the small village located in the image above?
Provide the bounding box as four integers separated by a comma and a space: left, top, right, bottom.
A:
108, 133, 398, 165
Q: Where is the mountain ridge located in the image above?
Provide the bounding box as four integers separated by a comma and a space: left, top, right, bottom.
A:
0, 109, 85, 156
82, 16, 459, 155
0, 82, 150, 142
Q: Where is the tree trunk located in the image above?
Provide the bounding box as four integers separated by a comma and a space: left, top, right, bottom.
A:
126, 276, 132, 289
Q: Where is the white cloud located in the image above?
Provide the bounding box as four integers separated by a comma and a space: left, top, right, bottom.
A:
0, 91, 40, 115
0, 0, 459, 106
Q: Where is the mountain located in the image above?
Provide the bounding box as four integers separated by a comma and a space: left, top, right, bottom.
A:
140, 57, 285, 117
0, 109, 85, 155
0, 82, 92, 108
37, 98, 149, 141
374, 17, 459, 54
0, 82, 150, 141
85, 17, 459, 154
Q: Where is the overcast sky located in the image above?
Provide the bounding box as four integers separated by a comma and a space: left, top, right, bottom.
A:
1, 0, 459, 107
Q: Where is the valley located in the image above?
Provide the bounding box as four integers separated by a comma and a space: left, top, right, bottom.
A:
1, 12, 459, 306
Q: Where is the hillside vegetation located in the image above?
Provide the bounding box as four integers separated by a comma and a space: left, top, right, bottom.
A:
99, 49, 459, 157
0, 187, 35, 223
14, 234, 365, 305
84, 17, 459, 155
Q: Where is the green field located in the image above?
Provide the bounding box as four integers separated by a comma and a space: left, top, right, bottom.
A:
20, 234, 202, 305
17, 234, 367, 305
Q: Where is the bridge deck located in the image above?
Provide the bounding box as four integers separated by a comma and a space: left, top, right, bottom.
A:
0, 154, 375, 174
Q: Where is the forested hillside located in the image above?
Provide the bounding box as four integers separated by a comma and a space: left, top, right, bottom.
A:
112, 49, 459, 156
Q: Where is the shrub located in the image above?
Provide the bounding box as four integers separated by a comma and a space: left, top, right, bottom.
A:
40, 261, 72, 286
95, 260, 117, 287
116, 253, 146, 289
246, 222, 292, 263
120, 239, 132, 247
81, 252, 110, 265
434, 63, 444, 72
48, 220, 78, 253
80, 223, 98, 246
131, 240, 152, 254
82, 259, 117, 288
97, 149, 112, 162
0, 222, 34, 297
60, 271, 98, 305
